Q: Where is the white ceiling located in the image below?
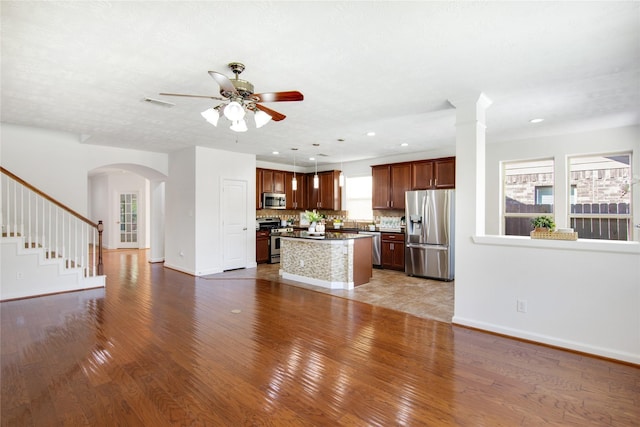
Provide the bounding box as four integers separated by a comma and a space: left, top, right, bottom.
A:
2, 1, 639, 168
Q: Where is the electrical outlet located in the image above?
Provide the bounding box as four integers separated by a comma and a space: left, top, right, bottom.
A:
517, 299, 527, 313
16, 272, 24, 280
299, 259, 304, 267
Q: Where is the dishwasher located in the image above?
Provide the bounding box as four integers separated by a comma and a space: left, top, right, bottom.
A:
359, 231, 381, 268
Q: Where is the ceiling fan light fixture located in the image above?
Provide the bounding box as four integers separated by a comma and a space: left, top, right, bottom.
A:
230, 119, 248, 132
201, 107, 219, 126
224, 101, 246, 121
254, 110, 272, 128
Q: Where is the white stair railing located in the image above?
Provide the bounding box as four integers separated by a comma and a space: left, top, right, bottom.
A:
1, 167, 104, 278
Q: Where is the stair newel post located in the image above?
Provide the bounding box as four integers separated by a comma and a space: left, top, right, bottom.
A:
97, 220, 104, 275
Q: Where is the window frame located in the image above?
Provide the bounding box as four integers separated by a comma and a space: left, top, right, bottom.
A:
567, 152, 633, 241
501, 157, 555, 236
345, 175, 373, 221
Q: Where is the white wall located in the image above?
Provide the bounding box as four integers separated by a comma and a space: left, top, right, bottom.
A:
164, 146, 257, 276
164, 147, 197, 274
1, 123, 168, 215
455, 125, 640, 364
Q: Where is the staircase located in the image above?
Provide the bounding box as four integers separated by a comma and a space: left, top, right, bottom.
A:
1, 167, 105, 300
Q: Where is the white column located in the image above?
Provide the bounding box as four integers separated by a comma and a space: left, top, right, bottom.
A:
149, 180, 165, 263
449, 93, 492, 322
449, 93, 492, 238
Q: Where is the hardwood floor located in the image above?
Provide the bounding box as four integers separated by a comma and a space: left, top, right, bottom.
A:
1, 249, 638, 426
211, 263, 455, 323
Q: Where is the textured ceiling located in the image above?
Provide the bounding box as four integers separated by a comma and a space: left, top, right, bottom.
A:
1, 1, 639, 168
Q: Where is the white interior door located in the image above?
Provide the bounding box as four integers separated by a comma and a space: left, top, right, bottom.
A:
118, 192, 139, 248
222, 179, 247, 270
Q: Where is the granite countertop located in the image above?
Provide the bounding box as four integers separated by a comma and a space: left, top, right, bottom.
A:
280, 231, 373, 240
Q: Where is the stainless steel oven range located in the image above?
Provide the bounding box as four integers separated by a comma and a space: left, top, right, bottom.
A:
256, 218, 292, 264
269, 227, 293, 264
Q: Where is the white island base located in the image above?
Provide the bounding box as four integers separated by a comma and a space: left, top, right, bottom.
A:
279, 234, 372, 290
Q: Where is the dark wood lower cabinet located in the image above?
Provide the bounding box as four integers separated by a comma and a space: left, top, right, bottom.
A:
256, 231, 270, 264
381, 232, 405, 271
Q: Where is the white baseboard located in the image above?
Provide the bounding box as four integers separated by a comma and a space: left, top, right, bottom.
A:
452, 316, 640, 365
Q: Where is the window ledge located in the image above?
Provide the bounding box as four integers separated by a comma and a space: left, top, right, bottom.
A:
472, 235, 640, 255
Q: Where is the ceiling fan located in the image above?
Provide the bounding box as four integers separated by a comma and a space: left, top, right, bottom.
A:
160, 62, 304, 132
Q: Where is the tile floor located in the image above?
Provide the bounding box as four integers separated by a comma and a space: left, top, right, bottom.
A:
212, 263, 455, 323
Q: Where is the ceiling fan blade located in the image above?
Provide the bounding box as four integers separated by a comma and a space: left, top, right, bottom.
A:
251, 91, 304, 103
255, 104, 286, 121
159, 92, 224, 101
208, 71, 238, 96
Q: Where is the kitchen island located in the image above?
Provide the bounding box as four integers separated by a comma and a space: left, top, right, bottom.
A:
279, 231, 373, 290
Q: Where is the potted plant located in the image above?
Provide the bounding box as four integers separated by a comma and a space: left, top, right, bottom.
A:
305, 210, 323, 232
531, 215, 556, 232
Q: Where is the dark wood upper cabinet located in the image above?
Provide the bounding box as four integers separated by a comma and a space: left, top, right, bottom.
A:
261, 169, 285, 193
434, 157, 455, 189
372, 163, 411, 210
285, 172, 306, 210
258, 168, 341, 210
257, 168, 287, 209
256, 168, 264, 209
372, 165, 391, 209
411, 157, 455, 190
308, 170, 341, 211
411, 160, 434, 190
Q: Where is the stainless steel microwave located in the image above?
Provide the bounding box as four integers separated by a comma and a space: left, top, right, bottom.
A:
263, 193, 286, 209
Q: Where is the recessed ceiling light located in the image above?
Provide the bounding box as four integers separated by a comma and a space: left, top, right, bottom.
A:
367, 131, 376, 137
401, 143, 409, 147
529, 118, 544, 124
309, 157, 315, 161
272, 151, 279, 155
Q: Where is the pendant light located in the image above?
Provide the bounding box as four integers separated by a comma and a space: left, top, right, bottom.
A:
338, 139, 345, 187
313, 157, 319, 189
291, 149, 298, 191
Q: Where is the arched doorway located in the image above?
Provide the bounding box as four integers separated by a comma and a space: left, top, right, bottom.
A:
88, 164, 167, 262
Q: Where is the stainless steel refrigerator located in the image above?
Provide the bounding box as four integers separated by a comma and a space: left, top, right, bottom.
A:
405, 189, 455, 281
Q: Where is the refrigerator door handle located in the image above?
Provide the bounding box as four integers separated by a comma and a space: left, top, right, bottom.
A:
406, 243, 448, 250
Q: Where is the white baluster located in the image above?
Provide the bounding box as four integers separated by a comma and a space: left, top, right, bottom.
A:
47, 202, 52, 258
34, 195, 38, 249
28, 190, 32, 248
68, 214, 71, 268
13, 179, 17, 236
92, 227, 97, 276
74, 217, 78, 268
20, 185, 24, 237
4, 177, 8, 236
55, 206, 59, 259
61, 208, 65, 260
